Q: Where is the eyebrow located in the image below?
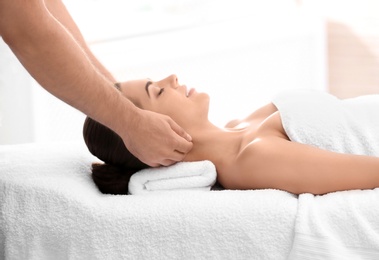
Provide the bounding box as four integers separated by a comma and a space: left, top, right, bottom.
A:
145, 81, 153, 98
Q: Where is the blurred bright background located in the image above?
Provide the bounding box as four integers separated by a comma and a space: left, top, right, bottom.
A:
0, 0, 378, 144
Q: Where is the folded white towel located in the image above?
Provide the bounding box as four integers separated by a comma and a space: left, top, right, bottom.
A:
272, 90, 379, 156
128, 160, 217, 195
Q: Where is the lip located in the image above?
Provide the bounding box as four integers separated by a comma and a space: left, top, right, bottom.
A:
187, 88, 196, 97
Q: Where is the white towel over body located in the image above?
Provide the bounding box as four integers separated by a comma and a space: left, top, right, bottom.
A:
128, 160, 217, 195
272, 90, 379, 156
273, 90, 379, 259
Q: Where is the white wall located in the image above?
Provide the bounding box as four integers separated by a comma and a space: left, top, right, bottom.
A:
0, 41, 35, 144
0, 0, 327, 144
89, 13, 326, 127
303, 0, 379, 98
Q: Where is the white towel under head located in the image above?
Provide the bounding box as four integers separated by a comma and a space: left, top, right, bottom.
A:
128, 160, 217, 195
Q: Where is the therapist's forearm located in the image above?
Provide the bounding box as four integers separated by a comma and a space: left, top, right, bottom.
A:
44, 0, 116, 83
0, 0, 134, 134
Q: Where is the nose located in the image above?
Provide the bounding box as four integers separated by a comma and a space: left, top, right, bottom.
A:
166, 74, 179, 89
157, 74, 180, 90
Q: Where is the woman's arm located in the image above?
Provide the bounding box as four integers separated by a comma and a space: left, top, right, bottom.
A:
231, 137, 379, 195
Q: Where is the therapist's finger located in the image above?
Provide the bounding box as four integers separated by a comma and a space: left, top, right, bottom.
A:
169, 118, 192, 143
168, 120, 193, 154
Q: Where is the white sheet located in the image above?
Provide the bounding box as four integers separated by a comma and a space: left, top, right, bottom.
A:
3, 142, 378, 260
0, 142, 297, 260
289, 190, 379, 259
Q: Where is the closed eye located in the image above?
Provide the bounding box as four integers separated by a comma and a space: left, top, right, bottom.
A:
158, 88, 165, 96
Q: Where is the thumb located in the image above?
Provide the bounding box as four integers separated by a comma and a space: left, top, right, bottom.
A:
169, 119, 192, 142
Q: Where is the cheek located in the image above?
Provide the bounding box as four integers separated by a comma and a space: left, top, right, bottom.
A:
151, 101, 175, 116
153, 94, 209, 119
155, 99, 189, 118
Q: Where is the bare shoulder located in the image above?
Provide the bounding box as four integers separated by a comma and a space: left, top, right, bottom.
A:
222, 137, 303, 191
219, 137, 284, 190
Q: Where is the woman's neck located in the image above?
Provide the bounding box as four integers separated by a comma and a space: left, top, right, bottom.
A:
183, 121, 245, 169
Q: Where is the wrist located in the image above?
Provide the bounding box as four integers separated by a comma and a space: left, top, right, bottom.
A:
87, 81, 139, 138
111, 94, 141, 138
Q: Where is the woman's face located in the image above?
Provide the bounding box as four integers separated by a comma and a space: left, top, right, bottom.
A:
119, 75, 210, 125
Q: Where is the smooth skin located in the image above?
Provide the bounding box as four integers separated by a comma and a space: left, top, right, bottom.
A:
0, 0, 192, 167
119, 75, 379, 195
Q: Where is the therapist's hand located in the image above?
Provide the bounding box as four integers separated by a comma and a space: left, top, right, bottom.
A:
122, 109, 193, 167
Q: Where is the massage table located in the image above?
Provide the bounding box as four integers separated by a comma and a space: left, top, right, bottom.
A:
1, 142, 379, 259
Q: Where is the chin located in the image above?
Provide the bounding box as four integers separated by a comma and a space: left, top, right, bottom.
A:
195, 92, 210, 103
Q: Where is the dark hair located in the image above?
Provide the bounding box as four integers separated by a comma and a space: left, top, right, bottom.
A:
83, 117, 149, 194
